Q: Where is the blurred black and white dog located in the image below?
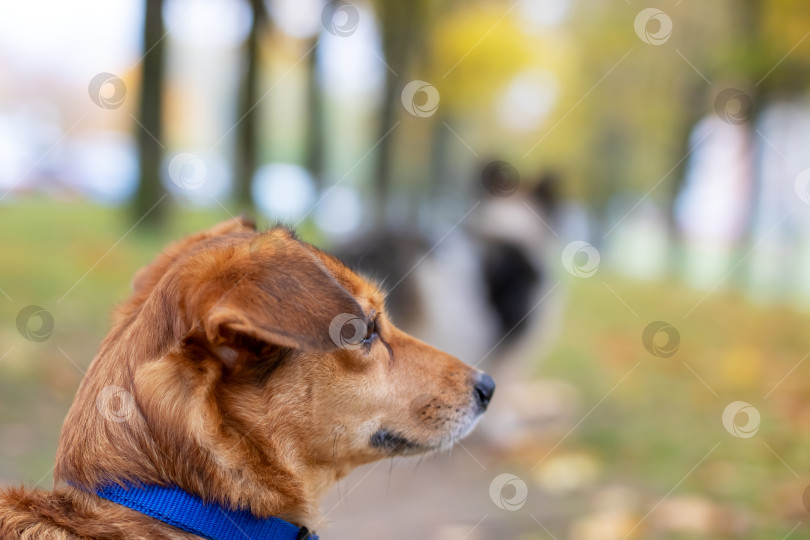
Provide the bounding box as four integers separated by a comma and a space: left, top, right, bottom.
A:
337, 173, 563, 445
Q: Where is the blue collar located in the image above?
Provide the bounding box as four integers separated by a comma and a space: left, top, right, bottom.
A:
90, 483, 317, 540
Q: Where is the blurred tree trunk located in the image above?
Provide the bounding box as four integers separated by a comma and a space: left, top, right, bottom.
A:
666, 0, 764, 263
731, 0, 766, 260
665, 86, 706, 241
133, 0, 167, 228
233, 0, 268, 213
428, 112, 450, 222
305, 38, 325, 191
373, 0, 428, 227
373, 35, 404, 226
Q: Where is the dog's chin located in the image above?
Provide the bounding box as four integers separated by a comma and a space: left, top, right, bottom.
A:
430, 411, 484, 453
373, 411, 484, 457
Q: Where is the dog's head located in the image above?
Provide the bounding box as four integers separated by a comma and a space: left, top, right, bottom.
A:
56, 218, 494, 523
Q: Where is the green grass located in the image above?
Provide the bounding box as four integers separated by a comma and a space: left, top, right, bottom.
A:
538, 274, 810, 538
0, 199, 240, 483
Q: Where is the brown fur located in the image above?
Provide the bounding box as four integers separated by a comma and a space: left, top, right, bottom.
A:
0, 218, 491, 539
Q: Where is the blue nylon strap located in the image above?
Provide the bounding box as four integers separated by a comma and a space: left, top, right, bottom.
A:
93, 483, 317, 540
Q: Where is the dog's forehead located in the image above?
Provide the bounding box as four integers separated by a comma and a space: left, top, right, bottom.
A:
175, 226, 385, 315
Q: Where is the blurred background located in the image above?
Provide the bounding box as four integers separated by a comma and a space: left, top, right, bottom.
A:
2, 0, 810, 538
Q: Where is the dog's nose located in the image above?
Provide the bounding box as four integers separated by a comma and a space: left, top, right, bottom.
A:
473, 372, 496, 410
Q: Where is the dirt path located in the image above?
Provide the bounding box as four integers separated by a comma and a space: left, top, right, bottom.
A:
320, 436, 562, 540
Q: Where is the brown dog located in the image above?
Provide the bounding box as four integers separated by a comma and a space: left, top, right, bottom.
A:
0, 218, 494, 539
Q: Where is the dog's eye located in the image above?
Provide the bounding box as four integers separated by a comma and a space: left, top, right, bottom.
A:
363, 318, 378, 345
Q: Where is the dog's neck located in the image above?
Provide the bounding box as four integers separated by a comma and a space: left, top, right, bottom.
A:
53, 290, 343, 529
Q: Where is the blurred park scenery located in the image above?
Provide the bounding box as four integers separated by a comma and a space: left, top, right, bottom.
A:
3, 0, 810, 538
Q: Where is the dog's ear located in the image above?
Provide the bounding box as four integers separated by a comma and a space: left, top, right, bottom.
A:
529, 171, 560, 218
199, 229, 366, 359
